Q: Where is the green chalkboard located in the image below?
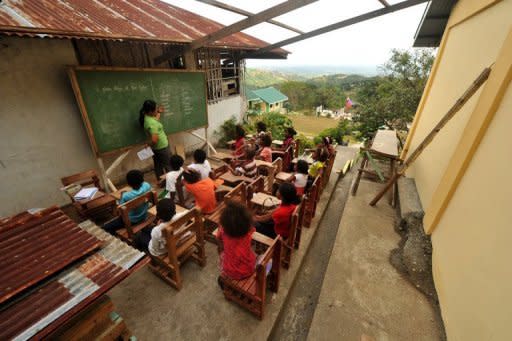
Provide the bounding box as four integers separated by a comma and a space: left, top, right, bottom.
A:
69, 67, 208, 155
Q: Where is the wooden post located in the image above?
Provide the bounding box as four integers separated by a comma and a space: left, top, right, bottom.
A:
369, 66, 492, 206
97, 157, 116, 193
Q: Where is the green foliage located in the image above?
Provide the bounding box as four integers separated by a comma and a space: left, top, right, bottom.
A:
314, 119, 353, 145
245, 68, 306, 89
278, 81, 318, 111
295, 134, 315, 154
215, 116, 238, 147
353, 49, 435, 138
254, 112, 293, 140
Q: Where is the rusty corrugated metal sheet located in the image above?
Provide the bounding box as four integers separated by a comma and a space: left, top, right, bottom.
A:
0, 207, 103, 305
0, 219, 146, 341
0, 0, 287, 54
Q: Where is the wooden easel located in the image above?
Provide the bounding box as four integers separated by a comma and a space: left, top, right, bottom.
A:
369, 66, 492, 206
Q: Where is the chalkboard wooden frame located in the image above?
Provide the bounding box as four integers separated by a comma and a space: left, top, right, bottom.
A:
67, 66, 209, 156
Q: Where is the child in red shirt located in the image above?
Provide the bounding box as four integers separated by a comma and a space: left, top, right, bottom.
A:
233, 125, 246, 159
182, 169, 217, 214
257, 134, 273, 163
254, 183, 300, 239
217, 200, 256, 280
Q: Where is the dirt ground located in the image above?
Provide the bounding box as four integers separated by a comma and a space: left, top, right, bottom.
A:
287, 114, 338, 136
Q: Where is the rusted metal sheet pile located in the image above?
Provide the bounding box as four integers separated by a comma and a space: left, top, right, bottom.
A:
0, 208, 146, 340
0, 0, 273, 50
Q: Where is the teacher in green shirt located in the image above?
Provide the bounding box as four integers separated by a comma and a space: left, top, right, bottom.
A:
139, 99, 172, 178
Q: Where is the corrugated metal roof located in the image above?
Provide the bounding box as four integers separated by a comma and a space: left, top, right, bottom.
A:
414, 0, 458, 47
246, 90, 261, 102
0, 0, 287, 55
252, 87, 288, 104
0, 207, 103, 305
0, 218, 146, 341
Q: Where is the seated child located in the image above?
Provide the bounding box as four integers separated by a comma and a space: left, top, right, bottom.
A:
292, 159, 309, 196
217, 200, 256, 280
281, 127, 297, 151
233, 125, 246, 159
103, 170, 151, 235
321, 136, 335, 156
254, 183, 300, 239
188, 149, 212, 180
308, 148, 328, 179
165, 154, 184, 201
257, 134, 273, 163
232, 148, 257, 178
182, 169, 217, 214
133, 198, 188, 255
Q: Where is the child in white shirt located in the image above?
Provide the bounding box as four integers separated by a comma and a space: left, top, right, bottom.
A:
292, 159, 309, 196
188, 149, 212, 179
165, 154, 184, 201
134, 198, 188, 256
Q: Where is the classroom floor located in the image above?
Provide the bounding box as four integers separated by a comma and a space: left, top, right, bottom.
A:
105, 147, 349, 340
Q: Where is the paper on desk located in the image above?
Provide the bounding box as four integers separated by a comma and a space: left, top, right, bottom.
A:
74, 187, 98, 200
137, 147, 154, 161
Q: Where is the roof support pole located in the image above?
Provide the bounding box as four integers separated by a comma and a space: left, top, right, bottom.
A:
154, 0, 317, 65
244, 0, 428, 58
195, 0, 304, 34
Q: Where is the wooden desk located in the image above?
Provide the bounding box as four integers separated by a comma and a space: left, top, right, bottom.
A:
251, 192, 281, 208
148, 204, 187, 216
211, 152, 234, 161
254, 160, 273, 168
212, 228, 273, 247
276, 172, 294, 182
110, 186, 131, 200
352, 129, 399, 206
219, 172, 253, 187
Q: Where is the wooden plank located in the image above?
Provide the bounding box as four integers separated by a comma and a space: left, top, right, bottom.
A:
189, 0, 318, 50
370, 130, 399, 158
196, 0, 305, 34
245, 0, 428, 57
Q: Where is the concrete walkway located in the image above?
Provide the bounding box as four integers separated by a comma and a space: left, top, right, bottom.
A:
307, 179, 443, 340
107, 147, 348, 340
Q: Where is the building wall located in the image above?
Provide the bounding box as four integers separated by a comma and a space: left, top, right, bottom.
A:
405, 0, 511, 210
0, 37, 97, 216
431, 82, 512, 340
0, 36, 244, 217
402, 1, 512, 339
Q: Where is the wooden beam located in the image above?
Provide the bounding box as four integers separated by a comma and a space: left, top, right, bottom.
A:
189, 0, 317, 50
196, 0, 304, 34
244, 0, 428, 57
378, 0, 391, 7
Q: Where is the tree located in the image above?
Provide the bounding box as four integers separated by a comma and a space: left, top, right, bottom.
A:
353, 49, 435, 138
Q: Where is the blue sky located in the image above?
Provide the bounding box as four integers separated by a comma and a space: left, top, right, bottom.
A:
163, 0, 428, 68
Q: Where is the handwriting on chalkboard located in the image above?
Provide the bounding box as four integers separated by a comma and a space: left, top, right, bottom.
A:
99, 83, 149, 93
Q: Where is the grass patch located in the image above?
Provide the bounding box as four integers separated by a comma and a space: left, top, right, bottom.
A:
287, 114, 338, 137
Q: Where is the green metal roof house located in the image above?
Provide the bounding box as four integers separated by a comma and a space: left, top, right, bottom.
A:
247, 87, 288, 113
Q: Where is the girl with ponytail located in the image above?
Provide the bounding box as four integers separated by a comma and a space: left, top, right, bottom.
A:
140, 99, 172, 178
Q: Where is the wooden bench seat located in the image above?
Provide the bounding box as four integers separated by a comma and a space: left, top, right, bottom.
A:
148, 208, 206, 290
219, 235, 282, 319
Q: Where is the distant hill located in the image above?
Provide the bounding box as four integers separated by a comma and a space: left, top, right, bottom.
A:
245, 68, 306, 90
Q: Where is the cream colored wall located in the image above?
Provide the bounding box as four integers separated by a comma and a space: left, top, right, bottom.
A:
406, 0, 512, 213
431, 82, 512, 341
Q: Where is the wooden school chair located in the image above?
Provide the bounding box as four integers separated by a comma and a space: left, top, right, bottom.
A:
281, 203, 301, 269
247, 176, 265, 210
219, 234, 282, 320
272, 144, 292, 172
257, 158, 280, 194
61, 169, 117, 221
293, 198, 306, 250
303, 176, 320, 228
115, 190, 158, 245
203, 183, 248, 241
148, 208, 206, 290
